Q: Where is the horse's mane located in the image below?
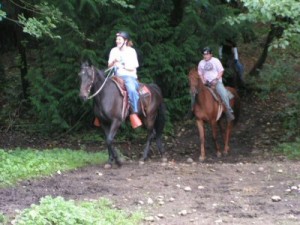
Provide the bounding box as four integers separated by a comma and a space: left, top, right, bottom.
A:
94, 66, 105, 77
188, 67, 200, 90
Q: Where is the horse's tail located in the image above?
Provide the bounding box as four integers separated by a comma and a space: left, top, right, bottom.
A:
154, 101, 166, 138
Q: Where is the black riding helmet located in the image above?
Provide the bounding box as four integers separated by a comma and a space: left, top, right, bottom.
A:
202, 47, 212, 55
116, 31, 130, 40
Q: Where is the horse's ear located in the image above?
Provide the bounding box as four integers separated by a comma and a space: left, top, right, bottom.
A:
81, 59, 92, 67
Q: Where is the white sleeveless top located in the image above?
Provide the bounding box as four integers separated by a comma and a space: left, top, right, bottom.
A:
108, 46, 139, 79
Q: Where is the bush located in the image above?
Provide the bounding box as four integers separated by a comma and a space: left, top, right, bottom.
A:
248, 52, 300, 138
13, 196, 143, 225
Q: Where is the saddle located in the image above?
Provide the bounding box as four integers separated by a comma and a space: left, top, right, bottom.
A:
205, 85, 234, 121
111, 76, 151, 120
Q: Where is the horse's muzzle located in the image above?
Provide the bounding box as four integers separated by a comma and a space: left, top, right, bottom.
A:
79, 94, 88, 102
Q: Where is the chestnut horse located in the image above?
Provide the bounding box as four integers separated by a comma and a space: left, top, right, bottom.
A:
188, 67, 240, 161
79, 62, 166, 168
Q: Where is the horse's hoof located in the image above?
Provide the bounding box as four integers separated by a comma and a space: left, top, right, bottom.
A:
199, 156, 206, 162
216, 152, 222, 158
139, 160, 145, 165
162, 157, 168, 163
223, 151, 229, 157
115, 159, 123, 167
104, 163, 112, 169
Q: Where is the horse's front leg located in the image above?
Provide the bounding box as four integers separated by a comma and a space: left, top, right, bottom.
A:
223, 121, 233, 155
196, 119, 206, 162
103, 120, 122, 168
211, 121, 221, 158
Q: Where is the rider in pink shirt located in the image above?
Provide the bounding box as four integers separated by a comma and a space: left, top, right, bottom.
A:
198, 47, 235, 121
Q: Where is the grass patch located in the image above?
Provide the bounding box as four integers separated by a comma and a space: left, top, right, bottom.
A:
275, 138, 300, 160
0, 212, 8, 225
0, 148, 107, 187
11, 196, 143, 225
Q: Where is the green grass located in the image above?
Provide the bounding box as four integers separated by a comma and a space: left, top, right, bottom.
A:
0, 148, 143, 224
0, 148, 107, 187
275, 138, 300, 160
0, 212, 8, 225
11, 196, 143, 225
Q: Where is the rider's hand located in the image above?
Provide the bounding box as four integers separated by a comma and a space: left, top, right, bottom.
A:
114, 61, 124, 69
205, 80, 211, 87
211, 79, 218, 86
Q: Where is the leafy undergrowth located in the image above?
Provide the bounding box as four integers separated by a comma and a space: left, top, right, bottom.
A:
11, 196, 143, 225
0, 148, 107, 187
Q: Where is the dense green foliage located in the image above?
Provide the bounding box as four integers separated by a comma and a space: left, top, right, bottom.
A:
12, 196, 143, 225
0, 0, 299, 145
247, 46, 300, 139
0, 0, 247, 133
227, 0, 300, 49
0, 148, 107, 187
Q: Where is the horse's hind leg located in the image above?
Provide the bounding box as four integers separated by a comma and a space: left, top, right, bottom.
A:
156, 134, 165, 157
141, 130, 156, 161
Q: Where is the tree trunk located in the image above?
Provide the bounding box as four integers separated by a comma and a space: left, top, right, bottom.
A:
170, 0, 187, 27
16, 27, 29, 99
249, 24, 284, 76
8, 0, 30, 99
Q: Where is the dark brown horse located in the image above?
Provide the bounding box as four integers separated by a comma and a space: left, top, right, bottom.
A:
78, 62, 166, 168
188, 67, 240, 161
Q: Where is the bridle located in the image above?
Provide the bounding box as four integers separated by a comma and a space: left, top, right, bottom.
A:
85, 66, 115, 100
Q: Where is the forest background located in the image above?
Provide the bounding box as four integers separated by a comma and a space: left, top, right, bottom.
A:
0, 0, 299, 145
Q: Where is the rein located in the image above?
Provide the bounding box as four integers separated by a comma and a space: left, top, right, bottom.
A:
87, 66, 114, 100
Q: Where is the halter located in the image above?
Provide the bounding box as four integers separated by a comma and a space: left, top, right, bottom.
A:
87, 66, 115, 100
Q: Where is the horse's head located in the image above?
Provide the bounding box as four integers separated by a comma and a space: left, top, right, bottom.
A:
78, 62, 95, 101
188, 67, 201, 94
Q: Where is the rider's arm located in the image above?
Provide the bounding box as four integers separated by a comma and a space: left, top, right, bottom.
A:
215, 58, 225, 80
108, 59, 118, 68
217, 70, 224, 80
197, 64, 206, 84
219, 46, 223, 59
232, 47, 239, 61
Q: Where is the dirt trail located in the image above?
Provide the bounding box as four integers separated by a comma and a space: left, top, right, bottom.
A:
1, 94, 300, 225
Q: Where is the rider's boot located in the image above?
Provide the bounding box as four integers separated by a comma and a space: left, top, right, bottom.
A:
225, 108, 235, 121
93, 117, 101, 127
130, 113, 142, 129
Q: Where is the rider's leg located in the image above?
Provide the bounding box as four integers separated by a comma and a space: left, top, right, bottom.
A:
122, 76, 142, 128
215, 81, 235, 121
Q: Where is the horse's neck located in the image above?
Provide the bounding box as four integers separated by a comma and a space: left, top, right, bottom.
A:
94, 69, 106, 85
197, 83, 213, 105
91, 69, 107, 94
